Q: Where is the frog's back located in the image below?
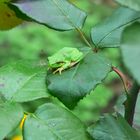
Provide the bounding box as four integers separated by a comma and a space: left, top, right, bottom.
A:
48, 47, 83, 63
55, 47, 75, 58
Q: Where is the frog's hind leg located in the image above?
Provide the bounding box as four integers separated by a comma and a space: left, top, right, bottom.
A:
70, 61, 78, 67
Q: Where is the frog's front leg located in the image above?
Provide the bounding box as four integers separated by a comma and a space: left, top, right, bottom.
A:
53, 61, 71, 74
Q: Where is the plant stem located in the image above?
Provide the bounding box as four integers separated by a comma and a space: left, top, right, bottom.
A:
124, 81, 140, 126
24, 111, 30, 115
112, 66, 130, 96
76, 28, 93, 49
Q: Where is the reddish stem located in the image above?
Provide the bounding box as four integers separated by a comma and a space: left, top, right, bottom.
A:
112, 66, 131, 94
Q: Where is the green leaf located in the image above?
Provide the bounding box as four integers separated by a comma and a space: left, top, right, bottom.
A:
10, 0, 87, 31
46, 48, 111, 109
115, 0, 140, 11
134, 93, 140, 129
120, 22, 140, 84
0, 60, 49, 102
0, 102, 23, 140
23, 103, 90, 140
87, 114, 140, 140
91, 7, 140, 48
73, 85, 113, 123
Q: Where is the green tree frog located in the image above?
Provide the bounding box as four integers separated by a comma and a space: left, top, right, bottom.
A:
48, 47, 84, 74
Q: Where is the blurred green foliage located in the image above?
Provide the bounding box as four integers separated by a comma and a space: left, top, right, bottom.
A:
0, 0, 120, 124
0, 0, 116, 66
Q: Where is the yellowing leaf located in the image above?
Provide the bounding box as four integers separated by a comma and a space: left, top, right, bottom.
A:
12, 136, 22, 140
0, 3, 23, 30
0, 0, 11, 2
20, 115, 27, 129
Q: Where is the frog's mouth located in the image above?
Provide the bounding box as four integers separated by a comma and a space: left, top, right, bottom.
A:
56, 61, 64, 64
50, 62, 65, 69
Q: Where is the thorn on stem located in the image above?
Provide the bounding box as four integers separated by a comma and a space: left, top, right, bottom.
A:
112, 66, 132, 94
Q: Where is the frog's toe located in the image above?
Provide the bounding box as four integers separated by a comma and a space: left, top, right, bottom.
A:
53, 69, 58, 74
58, 68, 64, 74
53, 68, 63, 74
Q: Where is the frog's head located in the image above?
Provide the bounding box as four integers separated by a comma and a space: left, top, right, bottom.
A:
48, 55, 64, 69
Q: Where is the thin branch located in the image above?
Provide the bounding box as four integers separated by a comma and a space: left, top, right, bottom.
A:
112, 66, 131, 96
76, 28, 93, 49
112, 66, 140, 126
124, 81, 140, 126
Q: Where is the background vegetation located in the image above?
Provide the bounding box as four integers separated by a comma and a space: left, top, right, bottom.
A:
0, 0, 140, 140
